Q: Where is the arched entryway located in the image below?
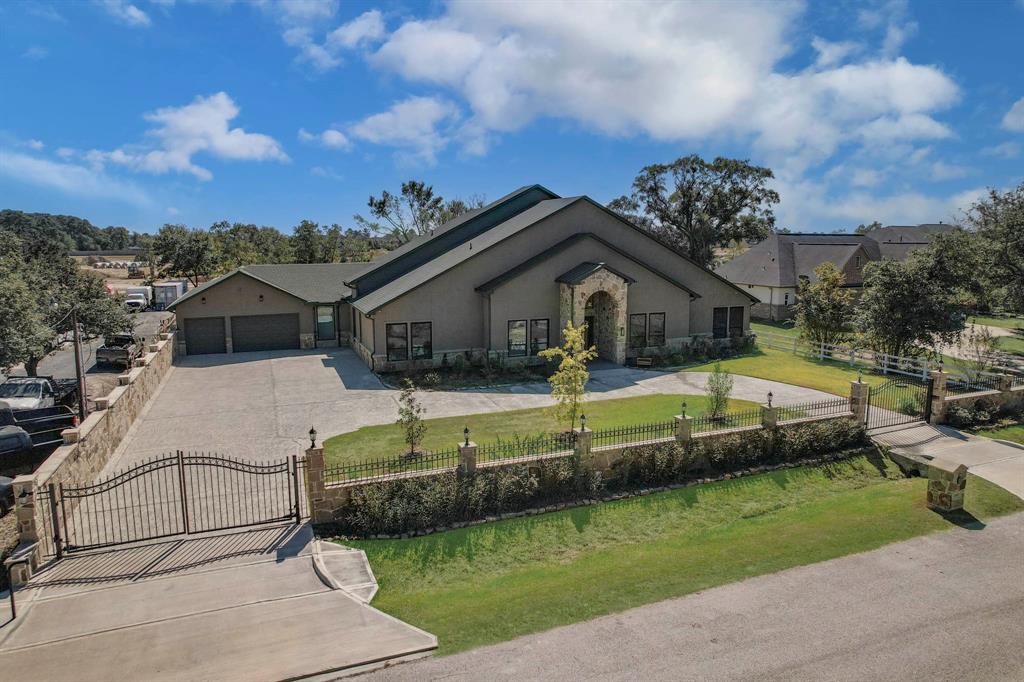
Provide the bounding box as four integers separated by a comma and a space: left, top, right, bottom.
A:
583, 291, 619, 362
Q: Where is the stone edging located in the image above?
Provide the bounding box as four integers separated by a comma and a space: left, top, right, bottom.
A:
318, 445, 873, 541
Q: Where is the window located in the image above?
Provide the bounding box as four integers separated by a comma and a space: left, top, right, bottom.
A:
855, 256, 861, 267
316, 306, 335, 340
530, 319, 549, 355
386, 323, 408, 361
411, 322, 432, 360
352, 309, 358, 340
648, 313, 666, 346
629, 313, 647, 348
712, 307, 728, 339
784, 293, 790, 305
508, 320, 527, 357
728, 306, 745, 337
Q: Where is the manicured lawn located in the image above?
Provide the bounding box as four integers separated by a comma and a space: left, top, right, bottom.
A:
969, 314, 1024, 331
346, 455, 1023, 655
751, 320, 799, 338
994, 334, 1024, 357
324, 394, 758, 465
682, 346, 887, 396
973, 422, 1024, 445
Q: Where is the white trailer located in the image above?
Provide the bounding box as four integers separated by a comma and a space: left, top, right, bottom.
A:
153, 281, 187, 310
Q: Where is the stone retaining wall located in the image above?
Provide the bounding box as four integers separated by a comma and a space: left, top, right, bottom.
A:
10, 332, 177, 580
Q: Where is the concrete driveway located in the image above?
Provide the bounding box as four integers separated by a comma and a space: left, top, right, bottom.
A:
108, 348, 833, 469
0, 525, 436, 681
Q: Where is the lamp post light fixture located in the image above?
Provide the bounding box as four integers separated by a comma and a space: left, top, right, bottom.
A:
580, 413, 587, 432
767, 391, 773, 408
680, 400, 687, 418
309, 426, 317, 449
857, 369, 863, 383
464, 426, 470, 447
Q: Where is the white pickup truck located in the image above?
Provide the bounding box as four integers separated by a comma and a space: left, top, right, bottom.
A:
0, 377, 78, 411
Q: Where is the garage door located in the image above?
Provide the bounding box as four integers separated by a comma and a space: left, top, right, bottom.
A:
230, 314, 301, 352
184, 317, 227, 355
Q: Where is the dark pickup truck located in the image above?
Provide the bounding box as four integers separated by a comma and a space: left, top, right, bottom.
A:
0, 406, 78, 477
96, 333, 143, 369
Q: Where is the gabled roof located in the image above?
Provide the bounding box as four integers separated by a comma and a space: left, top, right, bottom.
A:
168, 262, 372, 310
475, 232, 698, 298
556, 262, 637, 285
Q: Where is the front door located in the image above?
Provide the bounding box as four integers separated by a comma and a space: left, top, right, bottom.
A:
584, 315, 595, 348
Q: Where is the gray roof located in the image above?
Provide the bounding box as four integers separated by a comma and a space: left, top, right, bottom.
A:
351, 197, 580, 314
168, 262, 373, 310
556, 262, 637, 285
716, 225, 956, 288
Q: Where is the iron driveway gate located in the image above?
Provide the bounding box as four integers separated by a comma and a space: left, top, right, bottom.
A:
866, 377, 933, 430
53, 452, 304, 554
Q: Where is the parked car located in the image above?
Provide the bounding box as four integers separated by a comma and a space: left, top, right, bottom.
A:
0, 376, 78, 411
97, 334, 143, 368
0, 407, 77, 475
125, 293, 148, 311
0, 475, 14, 516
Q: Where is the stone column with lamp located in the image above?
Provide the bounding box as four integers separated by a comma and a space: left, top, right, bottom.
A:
574, 413, 593, 458
458, 426, 477, 475
761, 391, 778, 428
303, 425, 328, 523
674, 400, 693, 443
849, 373, 870, 425
930, 365, 949, 424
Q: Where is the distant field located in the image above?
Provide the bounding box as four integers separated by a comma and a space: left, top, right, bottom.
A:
969, 314, 1024, 331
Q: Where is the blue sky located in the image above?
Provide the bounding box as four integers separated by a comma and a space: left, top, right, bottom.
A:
1, 0, 1022, 234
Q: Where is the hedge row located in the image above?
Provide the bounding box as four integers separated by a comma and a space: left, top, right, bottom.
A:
327, 418, 868, 536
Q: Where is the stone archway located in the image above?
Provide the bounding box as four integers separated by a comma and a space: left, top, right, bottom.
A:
558, 267, 628, 364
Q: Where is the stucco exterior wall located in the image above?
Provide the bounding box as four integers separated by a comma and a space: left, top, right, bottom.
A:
173, 273, 314, 351
365, 200, 752, 365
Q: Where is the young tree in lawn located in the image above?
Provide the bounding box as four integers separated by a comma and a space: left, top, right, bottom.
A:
396, 379, 427, 457
794, 262, 855, 349
957, 324, 1001, 380
538, 321, 599, 431
608, 155, 780, 268
705, 362, 733, 420
153, 224, 217, 286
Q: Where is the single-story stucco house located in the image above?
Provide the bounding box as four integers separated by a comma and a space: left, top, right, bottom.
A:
715, 224, 957, 321
169, 185, 758, 371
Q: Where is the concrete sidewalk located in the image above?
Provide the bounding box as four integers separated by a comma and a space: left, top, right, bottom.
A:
0, 525, 436, 681
873, 424, 1024, 499
369, 513, 1024, 682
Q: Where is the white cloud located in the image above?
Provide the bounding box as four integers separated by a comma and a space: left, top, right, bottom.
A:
21, 46, 49, 60
0, 150, 151, 206
366, 2, 958, 163
25, 139, 45, 150
349, 96, 460, 164
929, 161, 970, 181
27, 4, 66, 23
1002, 97, 1024, 132
310, 165, 344, 181
851, 168, 883, 187
327, 10, 385, 50
298, 127, 351, 150
810, 37, 860, 68
88, 92, 288, 181
166, 206, 180, 216
96, 0, 151, 27
981, 141, 1020, 159
56, 147, 76, 158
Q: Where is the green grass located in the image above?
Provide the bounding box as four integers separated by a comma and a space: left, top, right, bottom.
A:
973, 422, 1024, 445
346, 455, 1023, 655
751, 320, 800, 338
324, 394, 758, 466
969, 314, 1024, 331
994, 334, 1024, 357
683, 346, 888, 396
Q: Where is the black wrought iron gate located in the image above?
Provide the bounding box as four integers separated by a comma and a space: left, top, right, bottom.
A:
865, 377, 933, 430
51, 452, 305, 554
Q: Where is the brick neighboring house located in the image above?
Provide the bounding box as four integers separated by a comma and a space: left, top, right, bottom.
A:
170, 184, 758, 370
715, 224, 958, 321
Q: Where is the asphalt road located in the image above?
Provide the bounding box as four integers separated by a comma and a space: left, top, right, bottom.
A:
371, 512, 1024, 682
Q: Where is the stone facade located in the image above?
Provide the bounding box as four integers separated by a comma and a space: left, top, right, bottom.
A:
558, 268, 628, 364
751, 302, 795, 321
10, 333, 177, 581
926, 459, 968, 512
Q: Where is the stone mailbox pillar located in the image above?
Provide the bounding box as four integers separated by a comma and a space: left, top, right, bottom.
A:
303, 446, 327, 523
849, 380, 869, 425
458, 441, 478, 475
926, 458, 968, 512
761, 405, 778, 429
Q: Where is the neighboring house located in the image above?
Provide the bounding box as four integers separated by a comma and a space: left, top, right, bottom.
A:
170, 185, 757, 370
716, 224, 958, 321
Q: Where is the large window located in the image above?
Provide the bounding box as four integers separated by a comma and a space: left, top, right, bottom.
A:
316, 306, 335, 341
411, 322, 432, 359
530, 319, 549, 355
508, 320, 527, 357
648, 313, 666, 346
728, 306, 745, 337
712, 307, 729, 339
386, 323, 408, 361
629, 313, 647, 349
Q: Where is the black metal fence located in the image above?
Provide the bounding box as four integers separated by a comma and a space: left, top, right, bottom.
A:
477, 433, 576, 463
776, 397, 851, 423
592, 421, 675, 447
323, 447, 461, 485
692, 407, 762, 434
946, 372, 1002, 396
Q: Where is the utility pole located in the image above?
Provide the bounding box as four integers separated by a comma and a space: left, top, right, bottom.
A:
71, 308, 89, 422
